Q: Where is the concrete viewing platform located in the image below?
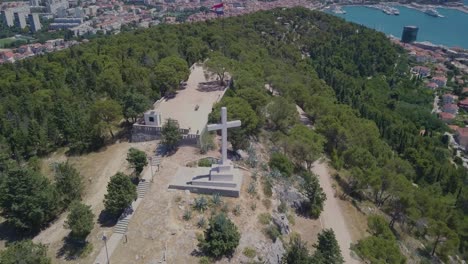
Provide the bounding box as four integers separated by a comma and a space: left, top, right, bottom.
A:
168, 165, 243, 197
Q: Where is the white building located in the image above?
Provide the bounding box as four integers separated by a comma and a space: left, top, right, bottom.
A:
1, 10, 15, 27
14, 12, 27, 29
28, 13, 41, 32
144, 111, 162, 126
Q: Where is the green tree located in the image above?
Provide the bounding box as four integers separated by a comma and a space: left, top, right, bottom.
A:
161, 119, 182, 152
104, 172, 137, 216
65, 201, 94, 241
198, 213, 240, 258
354, 236, 405, 264
126, 148, 147, 176
122, 92, 151, 123
204, 52, 234, 85
0, 167, 59, 231
269, 152, 294, 177
90, 99, 123, 139
154, 56, 189, 96
283, 236, 311, 264
428, 220, 459, 257
54, 162, 83, 208
301, 173, 326, 218
367, 215, 393, 240
266, 97, 298, 133
0, 240, 51, 264
285, 125, 325, 170
313, 229, 343, 264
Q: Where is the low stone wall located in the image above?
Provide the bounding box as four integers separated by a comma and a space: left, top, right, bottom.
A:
167, 184, 240, 197
131, 124, 197, 144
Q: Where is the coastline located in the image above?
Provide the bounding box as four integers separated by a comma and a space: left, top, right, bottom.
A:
337, 2, 468, 14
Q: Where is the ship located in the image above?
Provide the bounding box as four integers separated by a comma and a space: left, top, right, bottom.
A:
424, 8, 444, 17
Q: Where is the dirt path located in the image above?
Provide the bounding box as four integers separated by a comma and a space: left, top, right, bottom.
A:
311, 160, 360, 264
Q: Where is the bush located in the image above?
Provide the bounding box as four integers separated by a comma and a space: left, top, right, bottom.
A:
198, 214, 240, 258
262, 199, 272, 209
162, 118, 182, 152
262, 178, 273, 198
258, 213, 272, 225
221, 203, 230, 214
211, 193, 222, 207
104, 172, 137, 216
183, 210, 192, 221
194, 197, 209, 212
247, 182, 256, 196
55, 162, 83, 208
65, 201, 94, 241
278, 200, 288, 213
264, 225, 281, 241
243, 247, 257, 258
199, 256, 212, 264
198, 158, 212, 167
269, 152, 293, 177
197, 217, 207, 228
233, 204, 241, 216
250, 203, 257, 211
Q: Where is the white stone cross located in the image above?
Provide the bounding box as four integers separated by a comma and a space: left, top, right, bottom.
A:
207, 107, 241, 165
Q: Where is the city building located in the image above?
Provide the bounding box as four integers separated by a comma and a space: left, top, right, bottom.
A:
411, 65, 430, 78
439, 112, 455, 123
443, 93, 458, 104
14, 12, 27, 29
459, 98, 468, 110
432, 76, 447, 87
46, 0, 69, 16
456, 127, 468, 150
28, 13, 42, 32
443, 103, 458, 115
1, 10, 15, 27
426, 82, 438, 90
401, 26, 418, 43
29, 0, 41, 6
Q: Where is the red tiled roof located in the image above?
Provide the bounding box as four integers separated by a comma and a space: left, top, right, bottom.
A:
426, 82, 438, 88
443, 103, 458, 110
457, 127, 468, 137
459, 98, 468, 106
439, 112, 455, 120
448, 125, 459, 131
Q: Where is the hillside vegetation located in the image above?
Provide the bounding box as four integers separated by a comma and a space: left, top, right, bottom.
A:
0, 7, 466, 261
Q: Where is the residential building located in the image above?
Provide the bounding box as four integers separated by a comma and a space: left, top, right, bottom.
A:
439, 112, 455, 123
1, 10, 15, 27
443, 103, 458, 115
459, 98, 468, 110
28, 13, 41, 32
426, 82, 438, 90
456, 127, 468, 150
412, 66, 430, 78
14, 12, 27, 29
432, 76, 447, 87
443, 94, 458, 104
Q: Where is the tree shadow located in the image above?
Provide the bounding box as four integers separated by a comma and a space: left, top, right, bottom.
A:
97, 210, 118, 227
0, 221, 31, 243
57, 236, 91, 261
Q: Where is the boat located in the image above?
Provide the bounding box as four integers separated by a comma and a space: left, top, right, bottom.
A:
424, 8, 443, 17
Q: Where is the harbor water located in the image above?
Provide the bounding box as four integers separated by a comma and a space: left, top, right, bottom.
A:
327, 5, 468, 49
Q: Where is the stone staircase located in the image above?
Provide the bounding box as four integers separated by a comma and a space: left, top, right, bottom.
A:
137, 180, 150, 198
113, 181, 151, 234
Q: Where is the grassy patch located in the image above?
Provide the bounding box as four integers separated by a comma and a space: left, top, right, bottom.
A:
243, 247, 257, 258
258, 213, 272, 225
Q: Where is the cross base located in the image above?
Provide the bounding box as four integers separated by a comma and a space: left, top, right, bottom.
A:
209, 164, 235, 182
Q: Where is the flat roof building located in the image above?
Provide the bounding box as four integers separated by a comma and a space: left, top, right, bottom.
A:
28, 13, 41, 32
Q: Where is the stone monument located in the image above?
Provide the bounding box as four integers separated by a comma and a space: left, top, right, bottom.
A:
168, 107, 243, 197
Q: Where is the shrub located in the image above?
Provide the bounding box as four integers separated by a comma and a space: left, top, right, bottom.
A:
221, 203, 229, 213
197, 217, 207, 229
269, 152, 293, 177
250, 203, 257, 211
0, 240, 51, 264
243, 247, 257, 258
194, 197, 209, 212
233, 204, 241, 216
199, 256, 212, 264
262, 179, 273, 198
287, 214, 296, 225
183, 210, 192, 221
258, 213, 272, 225
198, 158, 212, 167
211, 193, 222, 207
247, 182, 256, 196
262, 199, 272, 209
264, 225, 281, 241
278, 200, 288, 213
198, 214, 240, 258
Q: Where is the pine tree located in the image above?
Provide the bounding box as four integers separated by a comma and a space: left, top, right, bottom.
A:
313, 229, 343, 264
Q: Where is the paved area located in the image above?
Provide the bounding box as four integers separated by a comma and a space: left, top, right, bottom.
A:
152, 64, 227, 134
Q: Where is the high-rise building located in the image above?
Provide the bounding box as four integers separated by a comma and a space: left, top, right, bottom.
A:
29, 0, 41, 6
28, 13, 42, 32
14, 12, 27, 29
401, 26, 418, 43
1, 10, 15, 27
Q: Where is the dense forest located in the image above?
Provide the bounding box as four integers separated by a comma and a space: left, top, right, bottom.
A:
0, 7, 467, 261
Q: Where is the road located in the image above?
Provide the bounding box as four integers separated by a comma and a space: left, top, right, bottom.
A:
312, 160, 360, 264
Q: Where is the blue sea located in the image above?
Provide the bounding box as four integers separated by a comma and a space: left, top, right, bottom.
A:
328, 5, 468, 49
